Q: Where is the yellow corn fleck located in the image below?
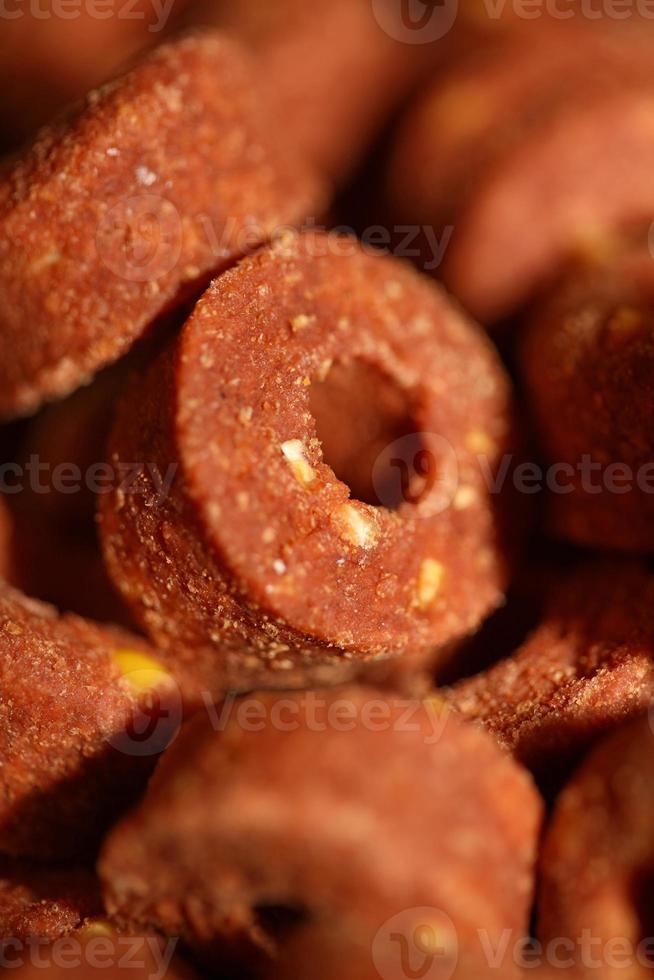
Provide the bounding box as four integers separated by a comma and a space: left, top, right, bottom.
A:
112, 650, 173, 694
416, 559, 445, 608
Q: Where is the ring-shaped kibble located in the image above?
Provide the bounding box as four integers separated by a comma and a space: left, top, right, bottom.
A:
99, 687, 542, 980
0, 32, 324, 419
539, 716, 654, 979
100, 232, 518, 691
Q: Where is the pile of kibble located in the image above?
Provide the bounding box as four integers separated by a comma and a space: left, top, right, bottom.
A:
1, 4, 654, 979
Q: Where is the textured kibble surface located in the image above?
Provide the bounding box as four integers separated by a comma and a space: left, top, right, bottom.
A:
99, 687, 541, 979
100, 232, 518, 693
0, 584, 183, 860
3, 12, 654, 978
539, 717, 654, 977
445, 562, 654, 784
0, 859, 101, 942
387, 24, 654, 323
186, 0, 439, 182
521, 239, 654, 552
0, 32, 324, 418
0, 0, 189, 149
5, 917, 199, 978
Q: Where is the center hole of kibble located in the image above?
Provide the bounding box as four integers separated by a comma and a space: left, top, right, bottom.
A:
309, 358, 430, 510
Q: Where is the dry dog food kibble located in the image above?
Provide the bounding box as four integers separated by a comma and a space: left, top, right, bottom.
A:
99, 687, 542, 980
539, 716, 654, 978
0, 585, 185, 861
0, 859, 101, 944
386, 25, 654, 323
0, 33, 324, 418
3, 12, 654, 977
99, 232, 517, 694
444, 562, 654, 784
185, 0, 438, 183
0, 1, 190, 150
521, 240, 654, 552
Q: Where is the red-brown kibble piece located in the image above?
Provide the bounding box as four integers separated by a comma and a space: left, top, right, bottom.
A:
0, 32, 325, 419
445, 562, 654, 785
521, 240, 654, 552
185, 0, 440, 183
386, 25, 654, 323
0, 860, 101, 944
0, 585, 186, 861
99, 687, 541, 979
99, 232, 518, 695
539, 716, 654, 977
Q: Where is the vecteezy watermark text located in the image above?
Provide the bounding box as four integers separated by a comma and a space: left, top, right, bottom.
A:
373, 912, 654, 979
0, 0, 177, 31
372, 0, 654, 45
94, 200, 454, 283
203, 691, 451, 747
0, 934, 179, 979
0, 456, 177, 505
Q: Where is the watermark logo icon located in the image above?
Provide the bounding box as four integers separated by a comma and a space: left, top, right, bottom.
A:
372, 0, 459, 43
373, 908, 459, 979
96, 193, 183, 283
372, 433, 459, 515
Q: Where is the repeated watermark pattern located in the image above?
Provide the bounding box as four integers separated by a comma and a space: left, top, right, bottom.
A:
7, 441, 654, 507
373, 908, 459, 979
372, 0, 460, 42
373, 912, 654, 976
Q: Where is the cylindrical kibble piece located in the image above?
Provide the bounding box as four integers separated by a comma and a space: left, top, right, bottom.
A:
0, 32, 324, 418
539, 716, 654, 977
0, 2, 190, 150
386, 25, 654, 323
99, 687, 541, 979
444, 562, 654, 786
185, 0, 440, 183
99, 232, 518, 694
521, 241, 654, 552
0, 585, 186, 861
